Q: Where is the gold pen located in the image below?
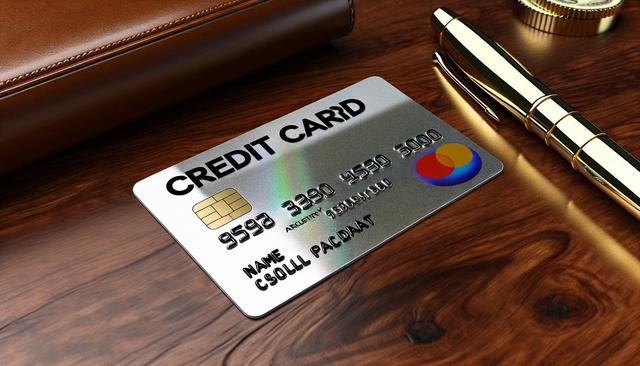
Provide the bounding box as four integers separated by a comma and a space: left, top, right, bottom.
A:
431, 7, 640, 220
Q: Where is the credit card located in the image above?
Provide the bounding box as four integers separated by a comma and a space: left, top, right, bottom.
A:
134, 77, 503, 318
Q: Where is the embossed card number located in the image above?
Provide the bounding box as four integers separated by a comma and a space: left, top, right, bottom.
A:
281, 183, 335, 217
218, 212, 275, 250
134, 77, 502, 318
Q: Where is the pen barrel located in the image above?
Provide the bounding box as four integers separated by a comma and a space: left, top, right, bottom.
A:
432, 8, 553, 122
572, 135, 640, 218
433, 7, 640, 219
531, 96, 640, 217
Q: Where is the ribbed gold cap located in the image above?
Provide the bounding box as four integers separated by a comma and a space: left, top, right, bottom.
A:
513, 0, 624, 36
535, 0, 624, 20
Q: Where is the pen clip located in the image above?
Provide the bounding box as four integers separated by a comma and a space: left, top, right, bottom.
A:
432, 51, 500, 123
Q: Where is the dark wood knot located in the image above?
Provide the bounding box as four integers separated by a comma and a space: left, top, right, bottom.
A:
406, 320, 445, 344
535, 293, 589, 322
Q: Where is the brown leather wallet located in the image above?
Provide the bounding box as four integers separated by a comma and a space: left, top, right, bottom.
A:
0, 0, 355, 174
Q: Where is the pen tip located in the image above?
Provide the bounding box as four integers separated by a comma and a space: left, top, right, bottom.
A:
485, 108, 500, 122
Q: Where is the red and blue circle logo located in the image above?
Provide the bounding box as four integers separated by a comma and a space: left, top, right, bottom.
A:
414, 143, 482, 186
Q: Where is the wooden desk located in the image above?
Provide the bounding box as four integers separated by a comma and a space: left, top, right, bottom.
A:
1, 1, 639, 364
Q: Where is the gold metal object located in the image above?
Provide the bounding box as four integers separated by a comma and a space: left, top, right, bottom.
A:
535, 0, 624, 19
544, 111, 579, 145
513, 0, 624, 36
571, 132, 607, 170
431, 7, 640, 219
525, 94, 557, 131
432, 52, 500, 122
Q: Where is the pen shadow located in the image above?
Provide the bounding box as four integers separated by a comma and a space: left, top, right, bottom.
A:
434, 68, 640, 288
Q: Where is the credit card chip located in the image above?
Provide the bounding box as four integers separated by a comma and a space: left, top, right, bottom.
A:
193, 188, 252, 229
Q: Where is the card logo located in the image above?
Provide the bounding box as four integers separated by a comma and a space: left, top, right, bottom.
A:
414, 143, 482, 186
193, 188, 252, 229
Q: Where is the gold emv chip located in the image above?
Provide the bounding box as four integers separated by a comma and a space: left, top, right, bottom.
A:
193, 188, 252, 229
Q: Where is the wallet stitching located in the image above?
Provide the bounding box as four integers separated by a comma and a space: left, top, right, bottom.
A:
0, 0, 250, 91
347, 0, 355, 33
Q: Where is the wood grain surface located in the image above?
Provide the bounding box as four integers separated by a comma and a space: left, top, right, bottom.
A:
2, 0, 640, 365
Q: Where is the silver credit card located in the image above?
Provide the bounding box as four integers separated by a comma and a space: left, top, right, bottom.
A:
134, 77, 503, 318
